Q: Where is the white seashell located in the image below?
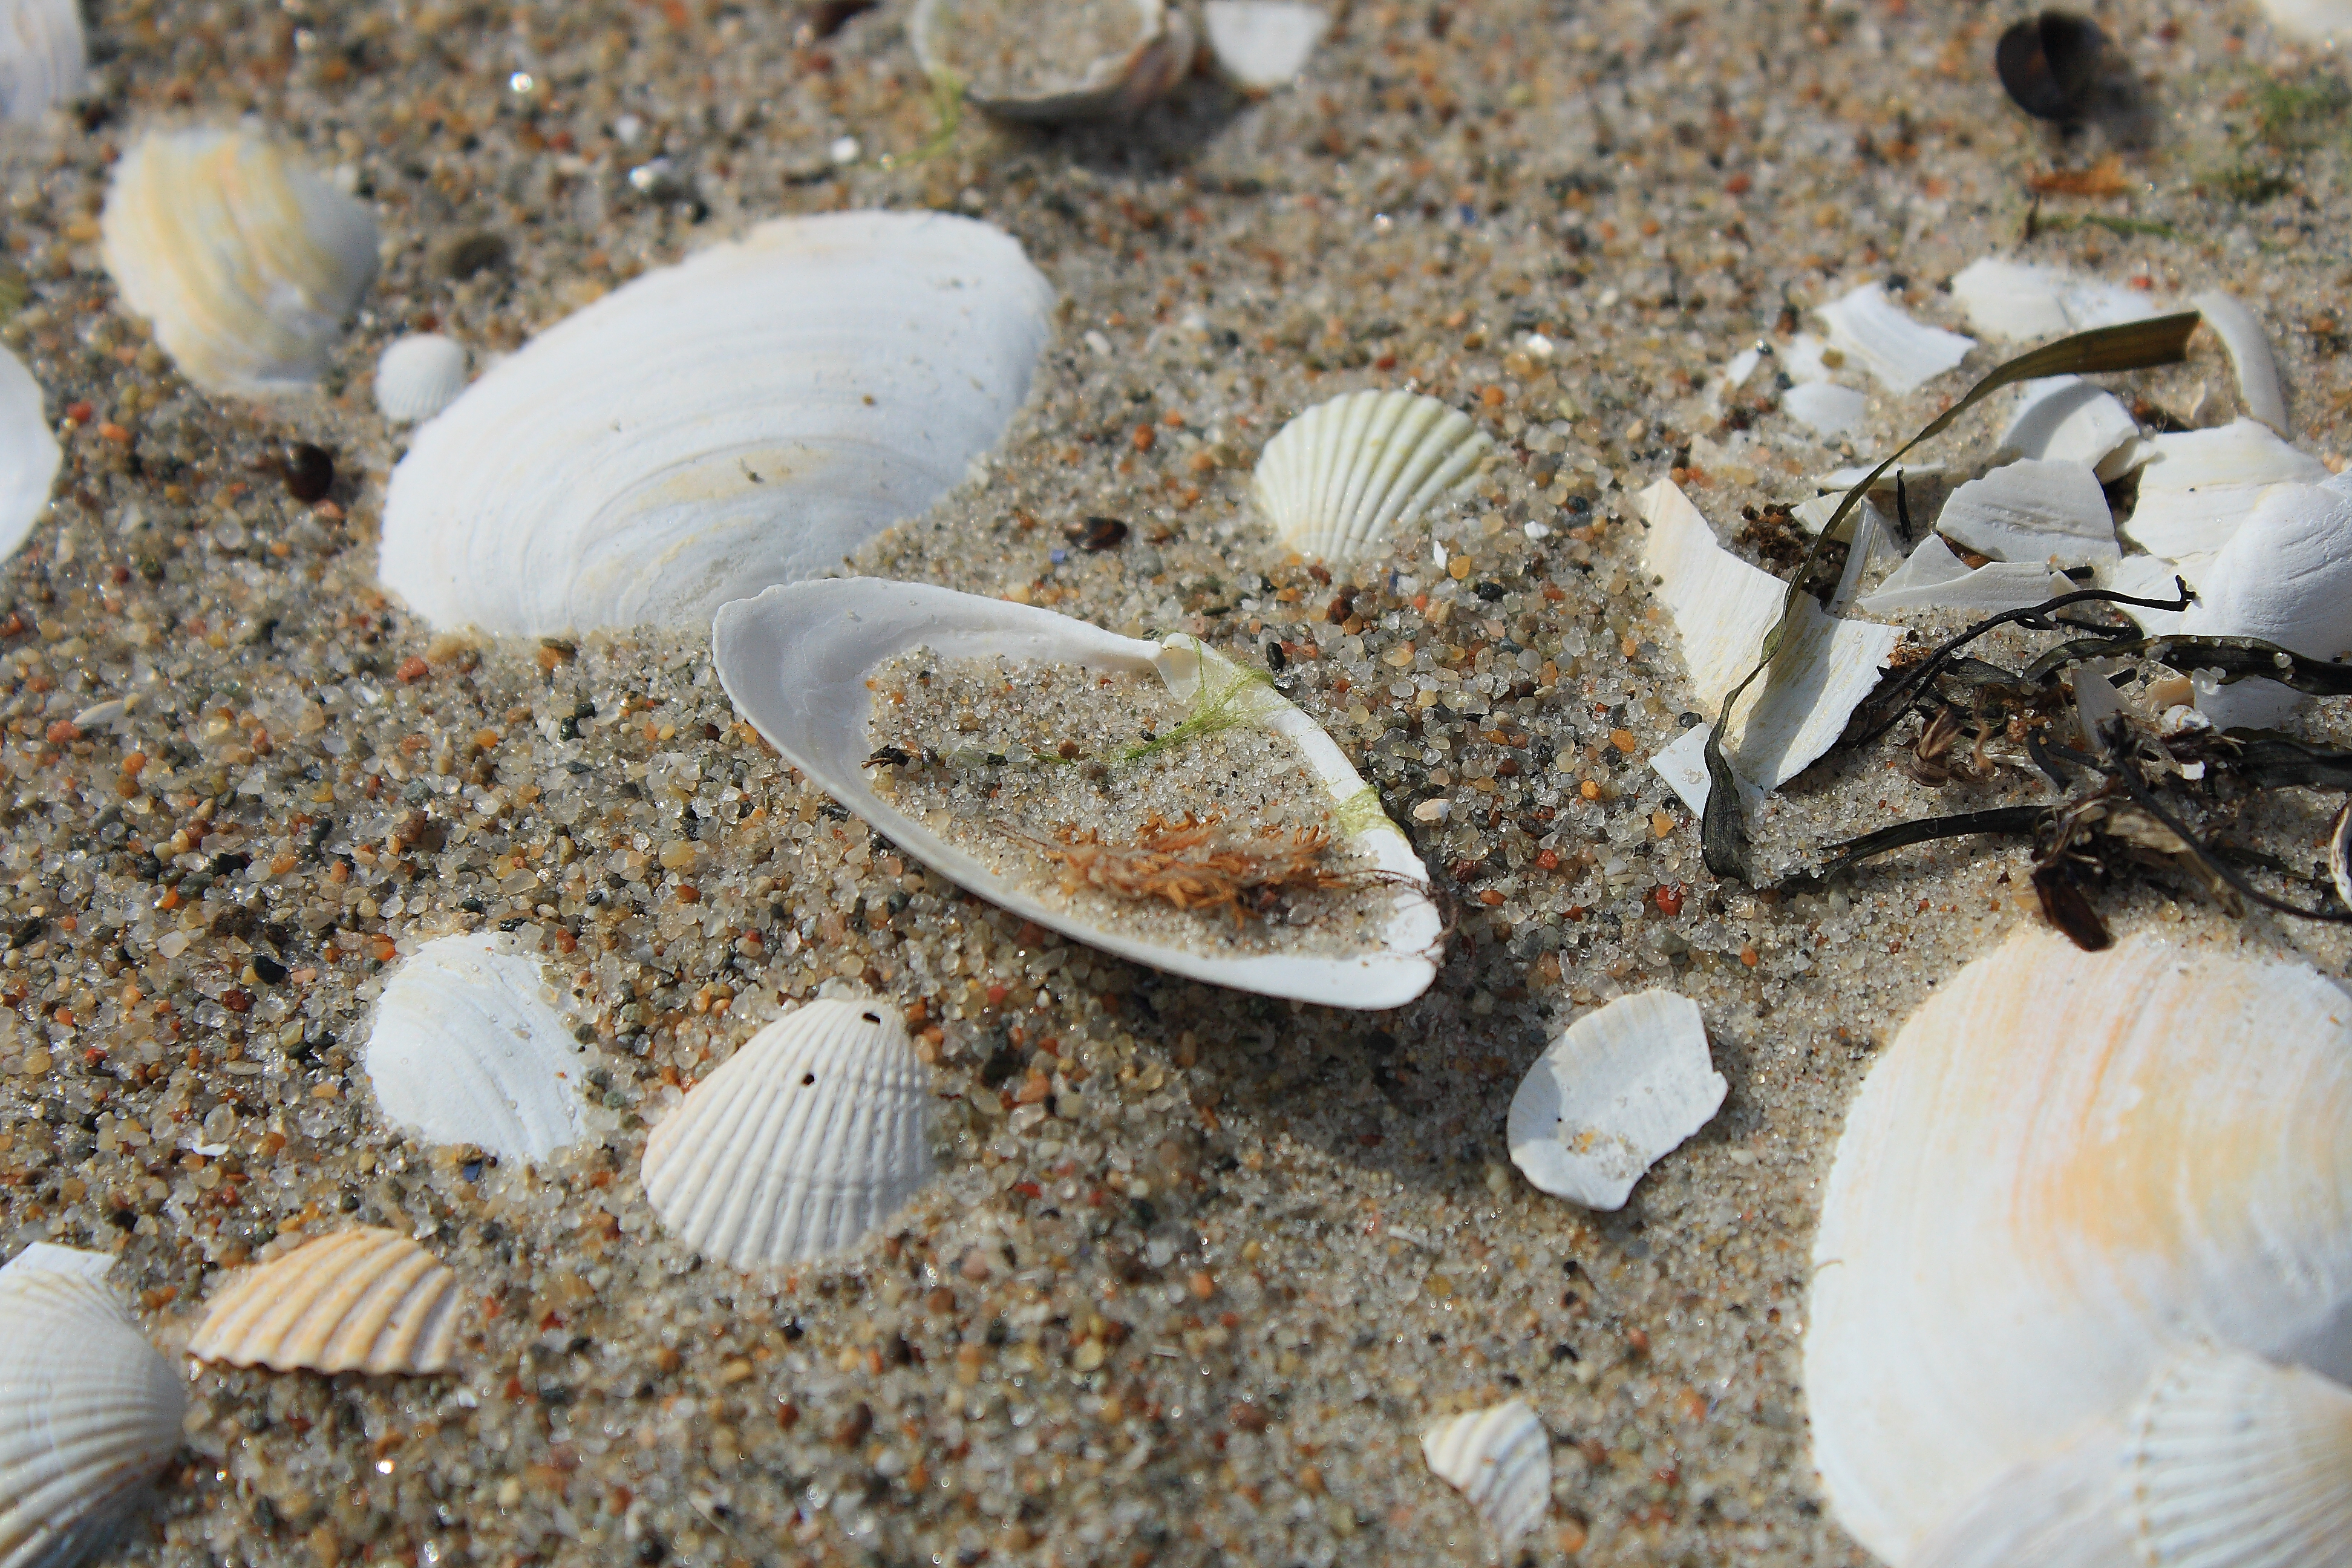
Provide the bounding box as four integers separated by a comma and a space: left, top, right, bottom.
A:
362, 932, 591, 1167
1804, 927, 2352, 1566
1203, 1, 1327, 88
0, 344, 59, 563
0, 0, 81, 123
909, 0, 1192, 121
2117, 418, 2331, 562
1252, 390, 1492, 564
1782, 380, 1868, 440
641, 998, 933, 1269
711, 577, 1440, 1008
1639, 480, 1902, 789
2334, 801, 2352, 918
189, 1229, 463, 1375
1647, 722, 1764, 818
2176, 475, 2352, 661
1507, 990, 1725, 1210
2256, 0, 2352, 41
0, 1242, 115, 1288
98, 128, 379, 397
0, 1270, 185, 1568
2189, 291, 2287, 436
1854, 540, 2066, 615
1817, 283, 1974, 393
1420, 1400, 1551, 1544
1933, 457, 2117, 566
1950, 256, 2156, 342
372, 333, 467, 424
1828, 497, 1902, 615
1815, 460, 1947, 495
379, 211, 1053, 638
1999, 376, 2141, 473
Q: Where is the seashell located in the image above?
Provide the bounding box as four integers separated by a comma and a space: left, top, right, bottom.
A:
711, 577, 1440, 1008
640, 998, 933, 1269
2256, 0, 2352, 41
1251, 389, 1492, 564
1420, 1399, 1551, 1544
1203, 1, 1327, 88
1648, 722, 1765, 818
2333, 801, 2352, 917
1640, 480, 1902, 789
372, 333, 467, 424
1855, 534, 2065, 616
1933, 457, 2116, 567
362, 932, 591, 1167
2175, 475, 2352, 660
0, 1269, 186, 1568
1998, 376, 2141, 474
909, 0, 1193, 122
2189, 290, 2288, 436
189, 1229, 463, 1375
98, 128, 379, 397
1507, 990, 1725, 1210
1782, 380, 1868, 440
1804, 927, 2352, 1566
379, 211, 1052, 638
0, 1242, 116, 1288
2115, 417, 2331, 563
1815, 460, 1946, 495
0, 343, 60, 563
1950, 256, 2155, 342
1817, 282, 1974, 393
1994, 11, 2110, 121
0, 0, 82, 123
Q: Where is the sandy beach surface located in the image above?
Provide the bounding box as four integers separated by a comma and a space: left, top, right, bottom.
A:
2, 0, 2349, 1563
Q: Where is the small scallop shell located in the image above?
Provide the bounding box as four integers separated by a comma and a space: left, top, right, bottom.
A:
1252, 389, 1492, 564
98, 128, 379, 397
0, 0, 83, 123
910, 0, 1190, 121
0, 1269, 186, 1568
1507, 990, 1726, 1210
189, 1229, 463, 1375
1420, 1399, 1551, 1544
373, 333, 467, 425
640, 998, 934, 1269
0, 342, 60, 563
362, 932, 591, 1167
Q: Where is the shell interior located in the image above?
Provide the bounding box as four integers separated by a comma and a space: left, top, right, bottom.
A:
1950, 256, 2157, 342
189, 1229, 464, 1376
2115, 418, 2330, 564
1999, 376, 2143, 474
908, 0, 1180, 120
1933, 457, 2118, 567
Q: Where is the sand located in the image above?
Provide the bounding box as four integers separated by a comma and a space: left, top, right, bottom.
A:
1, 0, 2348, 1564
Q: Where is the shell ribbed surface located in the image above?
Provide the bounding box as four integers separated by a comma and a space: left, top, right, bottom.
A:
372, 333, 468, 423
641, 998, 935, 1269
189, 1229, 463, 1376
1419, 1399, 1550, 1543
1252, 390, 1491, 563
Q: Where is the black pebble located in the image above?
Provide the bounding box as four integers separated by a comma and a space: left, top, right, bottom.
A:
283, 443, 335, 503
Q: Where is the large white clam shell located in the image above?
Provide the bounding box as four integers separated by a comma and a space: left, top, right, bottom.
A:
1805, 927, 2352, 1566
98, 128, 379, 397
0, 0, 82, 123
1420, 1399, 1551, 1544
1506, 990, 1725, 1210
641, 998, 933, 1269
0, 344, 60, 564
379, 211, 1053, 638
1252, 389, 1492, 565
371, 333, 466, 425
711, 578, 1440, 1008
910, 0, 1192, 120
0, 1268, 185, 1568
361, 932, 592, 1167
189, 1229, 464, 1376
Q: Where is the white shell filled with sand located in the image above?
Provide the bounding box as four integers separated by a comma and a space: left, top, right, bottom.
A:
1251, 388, 1492, 565
1507, 990, 1725, 1210
1420, 1399, 1552, 1544
98, 127, 379, 397
189, 1229, 465, 1376
378, 211, 1053, 637
640, 997, 935, 1269
0, 0, 83, 122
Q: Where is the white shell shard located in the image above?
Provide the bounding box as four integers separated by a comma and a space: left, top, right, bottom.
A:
713, 578, 1440, 1008
1999, 376, 2141, 471
1817, 283, 1974, 393
1782, 380, 1868, 440
1647, 722, 1766, 818
1815, 461, 1946, 495
0, 344, 59, 562
371, 333, 466, 424
1950, 256, 2156, 342
98, 128, 379, 397
1934, 458, 2117, 566
0, 1244, 114, 1288
1252, 390, 1492, 564
910, 0, 1190, 120
1420, 1400, 1551, 1544
1507, 990, 1725, 1210
2259, 0, 2352, 39
379, 211, 1053, 638
1203, 1, 1326, 87
0, 0, 82, 123
189, 1229, 464, 1375
2190, 291, 2288, 436
362, 932, 590, 1167
2117, 418, 2331, 563
0, 1270, 185, 1568
2176, 477, 2352, 662
640, 998, 933, 1269
2333, 802, 2352, 918
1639, 480, 1902, 789
1804, 929, 2352, 1566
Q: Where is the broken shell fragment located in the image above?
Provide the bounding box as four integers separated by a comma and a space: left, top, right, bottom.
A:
1933, 457, 2116, 566
0, 1269, 185, 1568
1252, 389, 1492, 565
2189, 290, 2288, 436
1855, 535, 2065, 616
2116, 417, 2330, 563
1998, 376, 2141, 474
640, 998, 933, 1270
1420, 1399, 1551, 1544
1782, 380, 1869, 440
1203, 1, 1327, 88
372, 333, 468, 424
189, 1229, 464, 1375
0, 0, 83, 123
99, 128, 379, 396
0, 343, 60, 564
1817, 282, 1973, 393
1950, 256, 2154, 342
380, 211, 1053, 637
910, 0, 1192, 120
1507, 990, 1725, 1210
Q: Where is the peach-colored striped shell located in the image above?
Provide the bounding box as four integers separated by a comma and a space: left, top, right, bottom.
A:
189, 1229, 463, 1376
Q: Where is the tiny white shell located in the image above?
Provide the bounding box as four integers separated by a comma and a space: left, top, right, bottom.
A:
98, 128, 379, 397
1856, 535, 2065, 616
1950, 256, 2155, 342
2189, 290, 2287, 436
0, 343, 60, 563
0, 0, 82, 123
362, 932, 590, 1167
910, 0, 1191, 120
2117, 418, 2331, 563
640, 998, 933, 1269
1252, 389, 1492, 564
1508, 990, 1725, 1210
1420, 1400, 1551, 1544
1203, 1, 1327, 88
0, 1269, 186, 1568
1934, 458, 2117, 566
1999, 376, 2141, 472
372, 333, 467, 424
1817, 282, 1974, 393
189, 1229, 463, 1375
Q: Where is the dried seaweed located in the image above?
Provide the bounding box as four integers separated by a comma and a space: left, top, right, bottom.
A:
1011, 815, 1377, 927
